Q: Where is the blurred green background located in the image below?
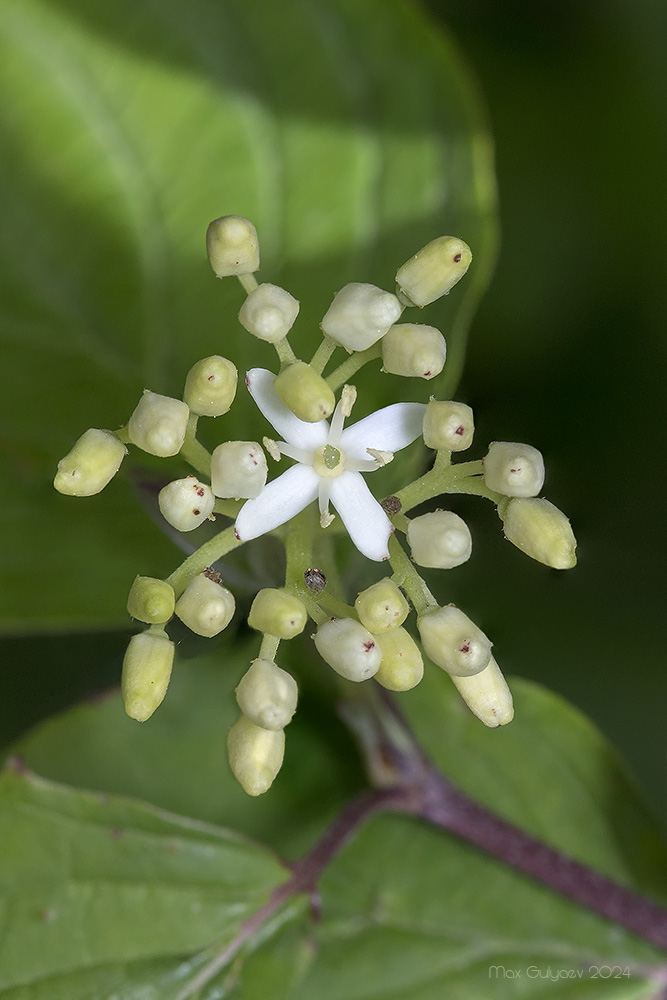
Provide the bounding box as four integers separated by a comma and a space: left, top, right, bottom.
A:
1, 0, 665, 829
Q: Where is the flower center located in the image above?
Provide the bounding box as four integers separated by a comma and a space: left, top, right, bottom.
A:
313, 444, 345, 478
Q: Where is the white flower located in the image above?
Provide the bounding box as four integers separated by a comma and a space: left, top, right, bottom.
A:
235, 369, 425, 561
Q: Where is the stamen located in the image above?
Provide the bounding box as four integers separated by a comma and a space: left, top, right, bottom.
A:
367, 447, 394, 467
341, 383, 357, 418
277, 441, 313, 464
262, 436, 282, 462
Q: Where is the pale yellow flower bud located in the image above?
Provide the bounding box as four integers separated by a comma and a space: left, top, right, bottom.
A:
128, 391, 189, 457
396, 236, 472, 307
321, 283, 402, 352
183, 356, 237, 417
408, 511, 472, 569
247, 588, 307, 639
158, 476, 215, 532
500, 497, 577, 569
313, 618, 381, 682
374, 627, 424, 691
235, 658, 298, 731
483, 441, 545, 498
417, 605, 492, 677
121, 629, 174, 722
381, 323, 446, 380
238, 283, 300, 343
210, 440, 267, 499
127, 575, 175, 624
174, 573, 235, 637
273, 362, 335, 422
450, 655, 514, 727
422, 399, 474, 452
54, 428, 127, 497
227, 714, 285, 796
206, 215, 259, 277
354, 579, 409, 634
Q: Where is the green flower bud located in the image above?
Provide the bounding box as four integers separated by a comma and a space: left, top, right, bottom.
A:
238, 283, 300, 343
227, 713, 285, 796
408, 511, 472, 569
313, 618, 381, 682
127, 575, 175, 624
128, 390, 189, 457
121, 629, 174, 722
54, 428, 127, 497
158, 475, 215, 531
500, 497, 577, 569
417, 604, 492, 677
381, 323, 446, 380
247, 588, 307, 639
450, 655, 514, 728
375, 627, 424, 692
235, 658, 298, 731
183, 356, 237, 417
422, 399, 474, 452
483, 441, 545, 498
354, 579, 409, 634
174, 573, 235, 637
211, 440, 267, 498
272, 361, 335, 423
396, 236, 472, 308
206, 215, 259, 277
321, 283, 402, 352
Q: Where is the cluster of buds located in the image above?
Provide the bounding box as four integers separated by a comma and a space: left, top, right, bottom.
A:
54, 215, 576, 795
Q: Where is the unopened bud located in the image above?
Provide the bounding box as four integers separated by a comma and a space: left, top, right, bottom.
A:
247, 588, 307, 639
206, 216, 259, 277
313, 618, 381, 682
54, 428, 127, 497
450, 655, 514, 727
235, 658, 298, 731
128, 390, 189, 457
381, 323, 446, 380
174, 573, 235, 637
375, 627, 424, 691
238, 283, 299, 343
121, 629, 174, 722
396, 236, 472, 307
273, 361, 335, 422
127, 575, 175, 624
417, 605, 492, 677
500, 497, 576, 569
422, 399, 474, 452
211, 440, 267, 498
321, 283, 402, 352
408, 511, 472, 569
483, 441, 545, 498
227, 714, 285, 796
354, 579, 409, 634
158, 476, 215, 531
184, 356, 237, 417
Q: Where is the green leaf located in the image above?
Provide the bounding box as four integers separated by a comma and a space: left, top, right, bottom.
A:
0, 0, 497, 633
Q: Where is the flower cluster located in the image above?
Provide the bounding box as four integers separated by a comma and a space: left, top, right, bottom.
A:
54, 215, 576, 795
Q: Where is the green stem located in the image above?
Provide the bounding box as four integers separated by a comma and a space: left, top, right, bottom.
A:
325, 343, 381, 391
114, 425, 131, 444
394, 452, 503, 510
166, 525, 244, 597
180, 414, 212, 478
237, 273, 259, 295
394, 449, 451, 512
283, 509, 328, 625
259, 633, 281, 661
309, 335, 338, 375
213, 498, 243, 518
273, 336, 298, 369
388, 535, 437, 615
319, 594, 357, 620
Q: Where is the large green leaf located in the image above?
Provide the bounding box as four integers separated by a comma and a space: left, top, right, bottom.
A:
0, 0, 497, 633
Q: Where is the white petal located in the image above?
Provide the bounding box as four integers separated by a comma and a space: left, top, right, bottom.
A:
235, 464, 319, 540
340, 402, 426, 460
245, 369, 329, 449
330, 471, 392, 561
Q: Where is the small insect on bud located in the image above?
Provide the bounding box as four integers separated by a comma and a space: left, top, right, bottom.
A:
450, 655, 514, 728
304, 567, 326, 594
128, 391, 189, 457
374, 627, 424, 692
408, 511, 472, 569
127, 575, 175, 624
354, 579, 409, 634
273, 361, 336, 422
395, 236, 472, 308
247, 589, 307, 640
211, 440, 267, 499
238, 283, 300, 343
183, 356, 237, 417
227, 714, 285, 796
417, 605, 492, 677
500, 497, 577, 569
313, 618, 382, 682
422, 399, 474, 452
158, 476, 215, 532
381, 323, 446, 380
174, 573, 235, 637
54, 428, 127, 497
235, 658, 298, 731
206, 215, 259, 277
121, 629, 175, 722
483, 441, 545, 498
321, 283, 403, 352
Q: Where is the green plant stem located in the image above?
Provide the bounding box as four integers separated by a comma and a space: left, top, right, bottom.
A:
237, 273, 258, 294
180, 414, 212, 478
394, 451, 503, 511
213, 498, 243, 518
259, 633, 281, 661
166, 525, 244, 597
273, 336, 297, 369
388, 535, 437, 615
283, 509, 328, 625
325, 343, 382, 391
114, 425, 130, 444
309, 335, 338, 374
